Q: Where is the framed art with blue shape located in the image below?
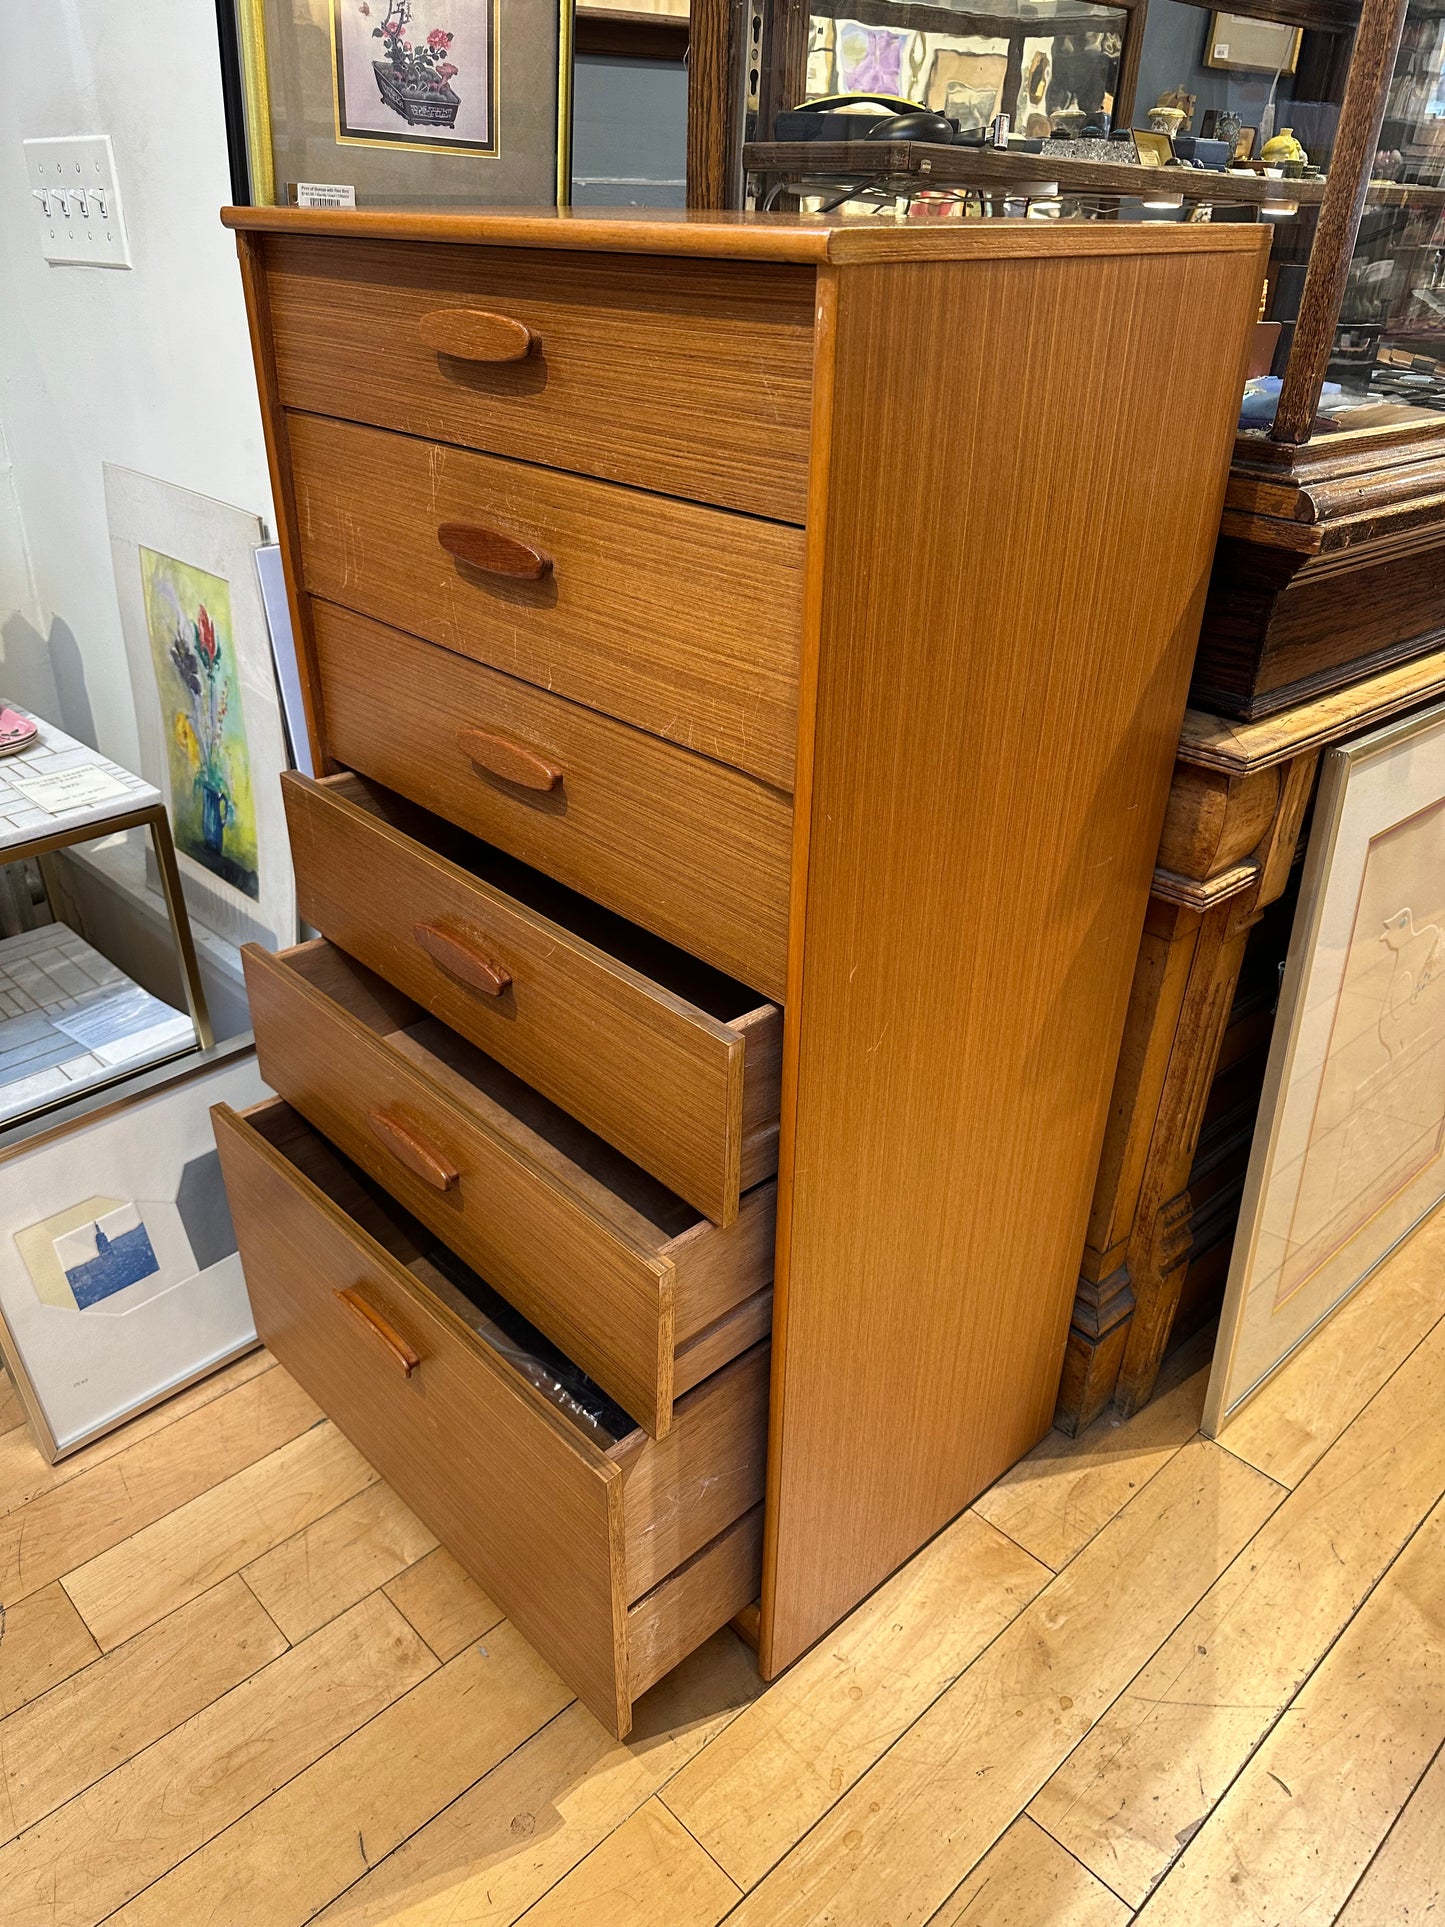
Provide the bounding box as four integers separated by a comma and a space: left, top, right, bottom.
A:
1205, 699, 1445, 1433
0, 1042, 270, 1462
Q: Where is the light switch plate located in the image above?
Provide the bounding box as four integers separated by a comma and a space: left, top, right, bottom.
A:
24, 135, 131, 268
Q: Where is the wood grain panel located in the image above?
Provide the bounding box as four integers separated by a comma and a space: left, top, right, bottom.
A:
246, 942, 775, 1437
613, 1343, 769, 1599
262, 235, 816, 521
762, 235, 1267, 1675
626, 1506, 765, 1701
310, 601, 792, 991
213, 1100, 631, 1734
291, 416, 803, 789
282, 772, 779, 1223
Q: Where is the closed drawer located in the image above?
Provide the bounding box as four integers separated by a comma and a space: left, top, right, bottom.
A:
244, 937, 775, 1438
292, 415, 803, 790
311, 602, 791, 991
214, 1100, 768, 1737
264, 235, 815, 521
283, 771, 781, 1225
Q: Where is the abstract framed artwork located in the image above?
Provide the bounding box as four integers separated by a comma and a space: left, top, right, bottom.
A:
224, 0, 571, 209
1205, 700, 1445, 1432
105, 466, 296, 952
0, 1041, 269, 1461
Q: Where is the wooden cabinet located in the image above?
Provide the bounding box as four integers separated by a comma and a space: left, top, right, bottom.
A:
223, 204, 1266, 1732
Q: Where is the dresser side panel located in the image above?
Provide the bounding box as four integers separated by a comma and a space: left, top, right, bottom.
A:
761, 238, 1264, 1673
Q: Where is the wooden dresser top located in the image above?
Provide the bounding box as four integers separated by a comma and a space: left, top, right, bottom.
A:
221, 203, 1269, 266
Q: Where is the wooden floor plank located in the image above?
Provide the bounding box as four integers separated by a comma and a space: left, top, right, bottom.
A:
972, 1328, 1212, 1571
0, 1590, 433, 1927
0, 1575, 286, 1844
1217, 1208, 1445, 1488
62, 1419, 377, 1650
1138, 1496, 1445, 1926
106, 1618, 572, 1927
384, 1545, 505, 1661
722, 1440, 1281, 1927
516, 1798, 741, 1927
0, 1374, 24, 1436
928, 1816, 1129, 1925
0, 1583, 99, 1720
1335, 1742, 1445, 1924
0, 1348, 275, 1518
310, 1630, 762, 1927
0, 1366, 318, 1607
1029, 1312, 1445, 1907
661, 1511, 1048, 1888
243, 1481, 437, 1643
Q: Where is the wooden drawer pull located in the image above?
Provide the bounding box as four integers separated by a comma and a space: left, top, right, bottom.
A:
438, 523, 553, 581
332, 1288, 420, 1377
366, 1108, 460, 1192
457, 725, 563, 792
418, 308, 533, 362
414, 919, 513, 998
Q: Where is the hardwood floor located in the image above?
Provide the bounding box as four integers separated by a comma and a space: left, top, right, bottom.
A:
2, 1210, 1442, 1925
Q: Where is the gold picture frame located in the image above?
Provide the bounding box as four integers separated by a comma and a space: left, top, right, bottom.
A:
228, 0, 572, 208
1205, 12, 1302, 76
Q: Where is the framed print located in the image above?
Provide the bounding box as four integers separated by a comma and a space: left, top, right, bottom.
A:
1206, 13, 1302, 75
0, 1041, 268, 1461
226, 0, 571, 208
105, 467, 296, 954
1205, 701, 1445, 1433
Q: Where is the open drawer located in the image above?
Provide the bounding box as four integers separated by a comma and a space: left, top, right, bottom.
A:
282, 770, 781, 1225
214, 1098, 768, 1737
243, 938, 775, 1437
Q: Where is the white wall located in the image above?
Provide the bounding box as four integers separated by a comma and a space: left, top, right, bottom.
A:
0, 0, 273, 773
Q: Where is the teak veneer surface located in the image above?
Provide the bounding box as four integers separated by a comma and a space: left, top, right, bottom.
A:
309, 601, 793, 990
283, 771, 782, 1225
222, 202, 1272, 265
763, 239, 1267, 1672
290, 414, 804, 788
212, 1101, 768, 1736
260, 235, 817, 522
244, 939, 775, 1438
228, 209, 1269, 1704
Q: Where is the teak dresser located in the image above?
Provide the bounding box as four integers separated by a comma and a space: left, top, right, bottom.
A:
218, 206, 1267, 1735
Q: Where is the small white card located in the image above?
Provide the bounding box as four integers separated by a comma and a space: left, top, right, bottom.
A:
8, 766, 131, 815
295, 183, 356, 209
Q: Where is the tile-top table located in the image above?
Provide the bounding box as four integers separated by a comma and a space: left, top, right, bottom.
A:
0, 707, 213, 1134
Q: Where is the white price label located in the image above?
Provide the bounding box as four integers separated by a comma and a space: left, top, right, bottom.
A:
295, 183, 356, 209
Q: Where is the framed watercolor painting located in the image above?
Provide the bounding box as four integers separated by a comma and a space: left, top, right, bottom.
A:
105, 467, 295, 954
1205, 700, 1445, 1433
0, 1041, 268, 1461
222, 0, 571, 209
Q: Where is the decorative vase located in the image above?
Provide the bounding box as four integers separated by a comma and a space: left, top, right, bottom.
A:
373, 61, 462, 129
1261, 128, 1307, 166
201, 781, 229, 855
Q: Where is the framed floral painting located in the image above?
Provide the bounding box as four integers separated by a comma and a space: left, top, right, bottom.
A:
105, 467, 295, 953
222, 0, 571, 208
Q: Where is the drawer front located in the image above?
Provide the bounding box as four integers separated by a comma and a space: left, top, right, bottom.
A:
313, 602, 791, 998
283, 772, 773, 1224
292, 414, 803, 791
264, 235, 816, 522
212, 1101, 631, 1732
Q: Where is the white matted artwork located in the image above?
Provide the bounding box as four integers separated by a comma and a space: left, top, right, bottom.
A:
0, 1043, 269, 1460
1205, 700, 1445, 1432
105, 466, 295, 950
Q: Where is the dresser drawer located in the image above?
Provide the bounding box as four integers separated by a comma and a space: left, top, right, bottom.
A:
264, 235, 815, 522
244, 938, 775, 1438
214, 1100, 768, 1736
292, 415, 803, 790
283, 771, 781, 1225
312, 603, 791, 990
